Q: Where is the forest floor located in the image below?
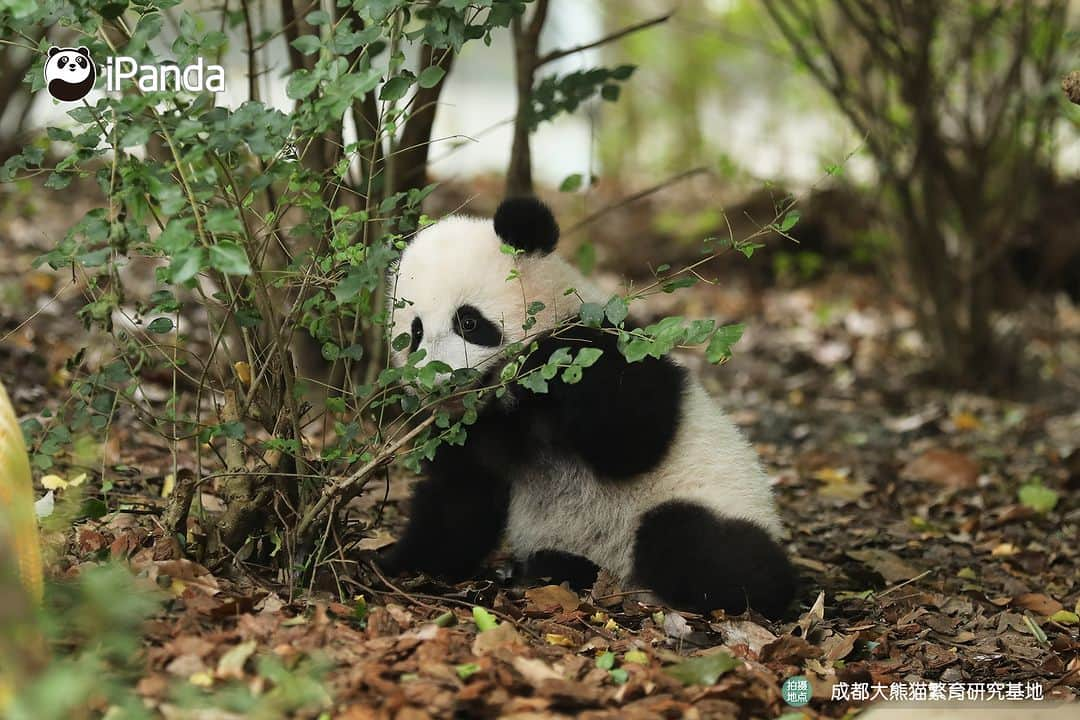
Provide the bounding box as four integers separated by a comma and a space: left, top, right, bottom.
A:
1, 185, 1079, 718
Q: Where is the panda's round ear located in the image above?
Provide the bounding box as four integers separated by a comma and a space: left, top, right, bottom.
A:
493, 196, 559, 255
76, 46, 90, 57
48, 47, 60, 57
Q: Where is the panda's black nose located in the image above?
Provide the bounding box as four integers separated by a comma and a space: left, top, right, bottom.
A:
68, 64, 76, 69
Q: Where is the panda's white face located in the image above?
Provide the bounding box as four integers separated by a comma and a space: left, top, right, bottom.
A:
44, 47, 93, 84
389, 215, 601, 376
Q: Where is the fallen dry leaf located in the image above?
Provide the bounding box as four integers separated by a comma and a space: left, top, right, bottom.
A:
846, 548, 920, 583
472, 622, 524, 655
525, 584, 581, 614
901, 448, 980, 488
512, 656, 562, 687
712, 619, 777, 656
1013, 593, 1065, 616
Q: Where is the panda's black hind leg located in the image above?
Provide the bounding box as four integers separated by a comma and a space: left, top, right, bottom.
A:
632, 501, 797, 620
521, 550, 600, 590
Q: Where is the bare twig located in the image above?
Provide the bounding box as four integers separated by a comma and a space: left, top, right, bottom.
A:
296, 415, 437, 538
564, 167, 709, 236
536, 11, 673, 68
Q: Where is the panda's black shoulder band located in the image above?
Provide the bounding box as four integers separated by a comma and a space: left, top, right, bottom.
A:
493, 196, 559, 255
520, 321, 685, 479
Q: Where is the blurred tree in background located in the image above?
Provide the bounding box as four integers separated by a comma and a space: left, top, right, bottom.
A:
761, 0, 1074, 385
598, 1, 1077, 387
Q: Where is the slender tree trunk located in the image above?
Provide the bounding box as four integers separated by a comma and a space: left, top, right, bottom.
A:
506, 0, 550, 197
394, 44, 455, 195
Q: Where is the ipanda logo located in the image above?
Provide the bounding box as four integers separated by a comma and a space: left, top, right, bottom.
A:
44, 45, 225, 102
44, 46, 96, 102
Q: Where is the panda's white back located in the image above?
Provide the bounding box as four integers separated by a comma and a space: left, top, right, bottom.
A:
504, 372, 780, 582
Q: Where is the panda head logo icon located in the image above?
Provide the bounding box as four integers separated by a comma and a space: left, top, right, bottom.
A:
44, 46, 96, 102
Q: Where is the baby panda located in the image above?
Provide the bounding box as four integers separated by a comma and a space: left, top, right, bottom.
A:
380, 197, 796, 619
44, 46, 96, 102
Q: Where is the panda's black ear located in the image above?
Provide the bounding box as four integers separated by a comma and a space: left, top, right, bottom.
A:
76, 46, 90, 57
493, 196, 559, 255
48, 46, 60, 57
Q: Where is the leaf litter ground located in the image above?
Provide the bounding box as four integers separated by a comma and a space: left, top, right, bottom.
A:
2, 222, 1078, 717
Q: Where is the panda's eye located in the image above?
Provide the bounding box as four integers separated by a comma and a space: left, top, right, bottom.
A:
76, 57, 86, 68
453, 305, 502, 347
409, 316, 423, 353
57, 55, 67, 65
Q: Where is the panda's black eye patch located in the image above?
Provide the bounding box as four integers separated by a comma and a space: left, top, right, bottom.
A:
410, 316, 423, 352
76, 57, 87, 68
58, 55, 67, 65
453, 304, 502, 347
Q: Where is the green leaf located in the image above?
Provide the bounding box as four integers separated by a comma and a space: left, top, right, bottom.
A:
561, 364, 583, 384
661, 276, 697, 293
155, 218, 192, 253
291, 35, 322, 56
305, 9, 330, 24
380, 74, 413, 102
663, 652, 737, 686
705, 323, 745, 363
779, 209, 801, 232
146, 317, 174, 334
1049, 610, 1079, 624
548, 347, 573, 366
205, 208, 244, 235
559, 173, 583, 192
168, 247, 206, 284
574, 348, 603, 368
1023, 614, 1048, 645
604, 296, 628, 325
354, 595, 368, 622
119, 124, 151, 148
579, 302, 604, 327
519, 372, 549, 394
621, 337, 652, 363
596, 651, 615, 670
685, 319, 716, 345
456, 663, 481, 680
286, 69, 319, 99
1018, 480, 1058, 513
209, 242, 252, 276
472, 606, 498, 631
417, 65, 446, 88
609, 668, 629, 684
80, 498, 108, 520
576, 241, 596, 275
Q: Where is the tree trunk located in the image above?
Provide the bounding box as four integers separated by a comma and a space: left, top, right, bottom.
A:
506, 1, 549, 197
394, 44, 455, 195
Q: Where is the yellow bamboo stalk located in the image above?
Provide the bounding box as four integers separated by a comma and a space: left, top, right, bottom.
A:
0, 380, 43, 602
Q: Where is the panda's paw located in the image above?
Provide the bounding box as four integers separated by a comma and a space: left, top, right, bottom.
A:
372, 543, 409, 578
633, 501, 797, 620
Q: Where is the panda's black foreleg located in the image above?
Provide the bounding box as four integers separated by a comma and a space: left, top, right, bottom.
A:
632, 501, 797, 620
521, 549, 600, 590
378, 457, 510, 582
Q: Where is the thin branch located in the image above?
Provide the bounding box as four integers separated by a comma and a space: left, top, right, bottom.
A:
564, 166, 709, 236
536, 11, 672, 68
296, 415, 437, 537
